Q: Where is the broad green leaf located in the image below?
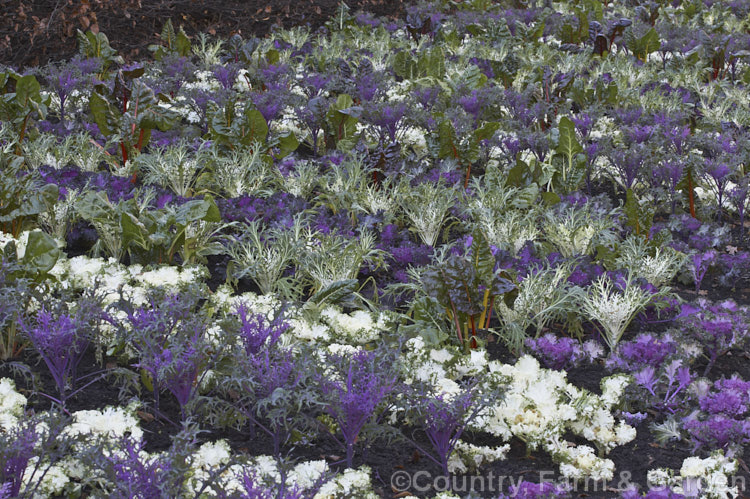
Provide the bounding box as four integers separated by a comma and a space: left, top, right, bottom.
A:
471, 230, 495, 285
278, 131, 299, 158
640, 28, 661, 58
161, 19, 176, 51
89, 92, 111, 137
473, 122, 500, 142
15, 75, 41, 105
243, 108, 269, 144
20, 231, 60, 273
438, 120, 458, 159
176, 28, 191, 56
556, 116, 583, 182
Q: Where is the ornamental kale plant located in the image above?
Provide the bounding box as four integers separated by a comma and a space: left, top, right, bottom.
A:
525, 333, 601, 370
222, 306, 316, 459
606, 333, 681, 374
400, 381, 491, 476
0, 412, 74, 499
124, 289, 207, 415
579, 272, 669, 351
682, 376, 750, 455
0, 419, 37, 498
19, 292, 108, 408
316, 348, 399, 468
20, 307, 88, 406
140, 329, 211, 420
632, 360, 693, 415
677, 299, 749, 376
689, 250, 717, 293
100, 436, 169, 498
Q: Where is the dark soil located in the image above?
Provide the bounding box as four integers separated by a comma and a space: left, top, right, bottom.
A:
1, 0, 414, 70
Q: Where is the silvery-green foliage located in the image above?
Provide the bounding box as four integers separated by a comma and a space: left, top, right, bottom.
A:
319, 154, 368, 213
277, 159, 320, 198
206, 143, 272, 198
579, 272, 658, 351
179, 218, 234, 266
69, 133, 115, 172
299, 230, 386, 292
277, 26, 312, 50
496, 260, 582, 348
650, 417, 683, 445
352, 176, 406, 220
137, 141, 204, 197
21, 133, 62, 169
76, 189, 157, 261
227, 218, 305, 297
192, 33, 224, 68
465, 168, 540, 256
23, 132, 113, 172
615, 235, 687, 287
543, 205, 616, 258
39, 188, 79, 244
399, 180, 457, 247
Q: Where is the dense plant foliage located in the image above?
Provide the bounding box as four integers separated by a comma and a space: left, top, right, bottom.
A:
2, 0, 750, 497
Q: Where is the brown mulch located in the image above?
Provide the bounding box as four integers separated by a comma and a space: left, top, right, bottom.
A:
1, 0, 413, 70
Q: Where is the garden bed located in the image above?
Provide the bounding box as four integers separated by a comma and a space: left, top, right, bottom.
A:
2, 0, 750, 498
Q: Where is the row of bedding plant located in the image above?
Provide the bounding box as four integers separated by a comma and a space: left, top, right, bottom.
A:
2, 0, 750, 497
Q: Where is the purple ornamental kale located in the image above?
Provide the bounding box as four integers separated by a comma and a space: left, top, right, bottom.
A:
662, 125, 691, 155
0, 423, 37, 498
363, 102, 407, 143
620, 486, 685, 499
127, 293, 204, 413
252, 90, 285, 125
718, 251, 750, 289
135, 326, 209, 421
606, 333, 678, 373
456, 90, 484, 124
319, 349, 397, 468
699, 377, 750, 416
406, 387, 486, 476
106, 437, 168, 499
633, 360, 692, 414
47, 64, 81, 124
571, 113, 594, 138
690, 250, 717, 292
244, 347, 303, 457
234, 469, 322, 499
683, 414, 750, 454
212, 63, 240, 90
702, 160, 732, 221
525, 334, 587, 370
677, 298, 748, 376
609, 145, 647, 191
21, 308, 89, 405
235, 304, 289, 356
656, 161, 684, 215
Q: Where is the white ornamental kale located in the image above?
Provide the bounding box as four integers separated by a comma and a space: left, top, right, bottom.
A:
579, 272, 659, 351
399, 180, 457, 247
543, 205, 614, 258
474, 356, 634, 480
0, 378, 27, 429
616, 235, 687, 287
647, 451, 739, 499
319, 306, 392, 344
64, 404, 143, 442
